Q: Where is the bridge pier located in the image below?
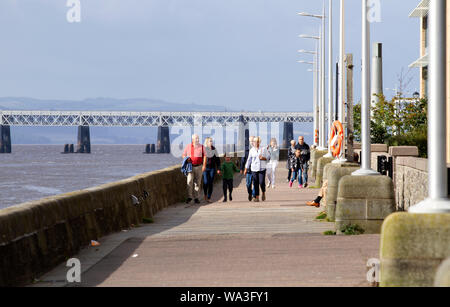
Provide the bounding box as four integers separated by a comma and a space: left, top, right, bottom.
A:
237, 115, 249, 154
157, 126, 170, 154
77, 126, 91, 154
282, 122, 294, 149
0, 125, 11, 153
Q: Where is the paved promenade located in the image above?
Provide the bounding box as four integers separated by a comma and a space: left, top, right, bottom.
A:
34, 167, 380, 287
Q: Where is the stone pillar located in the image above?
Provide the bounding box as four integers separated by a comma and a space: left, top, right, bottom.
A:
157, 126, 170, 154
371, 43, 383, 110
77, 125, 91, 154
0, 125, 12, 154
282, 122, 294, 149
237, 115, 249, 155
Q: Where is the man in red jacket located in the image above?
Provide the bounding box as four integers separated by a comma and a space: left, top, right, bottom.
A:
182, 134, 206, 204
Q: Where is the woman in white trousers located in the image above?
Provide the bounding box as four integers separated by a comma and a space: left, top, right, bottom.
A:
266, 138, 280, 189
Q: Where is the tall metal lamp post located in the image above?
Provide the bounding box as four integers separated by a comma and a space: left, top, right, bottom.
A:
299, 49, 319, 146
409, 0, 450, 213
333, 0, 347, 163
298, 59, 318, 145
352, 0, 379, 176
299, 33, 324, 149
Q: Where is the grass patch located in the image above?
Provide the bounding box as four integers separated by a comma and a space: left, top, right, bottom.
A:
323, 230, 337, 236
340, 224, 365, 235
315, 212, 327, 220
142, 217, 154, 224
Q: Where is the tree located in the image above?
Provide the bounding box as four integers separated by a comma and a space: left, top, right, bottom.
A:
353, 95, 428, 157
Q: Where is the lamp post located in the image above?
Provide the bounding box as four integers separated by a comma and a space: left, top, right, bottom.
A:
324, 0, 334, 158
333, 0, 347, 163
299, 33, 323, 148
409, 0, 450, 213
299, 5, 326, 150
352, 0, 379, 176
299, 49, 319, 145
298, 59, 318, 145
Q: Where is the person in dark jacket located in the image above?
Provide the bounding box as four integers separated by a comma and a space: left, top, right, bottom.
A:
286, 140, 296, 182
294, 136, 310, 188
289, 149, 303, 188
203, 137, 221, 203
241, 136, 256, 201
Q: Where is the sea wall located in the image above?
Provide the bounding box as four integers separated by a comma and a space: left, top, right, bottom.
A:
0, 155, 239, 286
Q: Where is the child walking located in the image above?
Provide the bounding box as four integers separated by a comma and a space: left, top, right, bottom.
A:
220, 154, 240, 202
290, 149, 304, 188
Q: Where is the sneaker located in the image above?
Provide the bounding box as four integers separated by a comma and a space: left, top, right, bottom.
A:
253, 198, 260, 203
306, 201, 320, 208
185, 198, 192, 204
303, 183, 308, 188
223, 199, 227, 203
248, 194, 253, 202
229, 194, 233, 201
267, 182, 271, 188
272, 185, 275, 189
207, 199, 212, 203
299, 184, 303, 189
194, 199, 200, 204
262, 194, 266, 202
286, 179, 290, 183
289, 181, 293, 188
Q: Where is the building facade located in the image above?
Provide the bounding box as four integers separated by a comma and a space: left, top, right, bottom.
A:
409, 0, 450, 163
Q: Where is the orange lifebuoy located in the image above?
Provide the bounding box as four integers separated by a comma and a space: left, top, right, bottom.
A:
314, 129, 319, 145
329, 121, 344, 157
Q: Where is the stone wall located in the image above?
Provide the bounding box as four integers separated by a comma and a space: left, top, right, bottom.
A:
395, 157, 429, 211
0, 155, 239, 286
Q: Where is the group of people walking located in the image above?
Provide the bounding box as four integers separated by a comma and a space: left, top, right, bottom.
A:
181, 134, 282, 204
182, 134, 240, 204
286, 136, 311, 188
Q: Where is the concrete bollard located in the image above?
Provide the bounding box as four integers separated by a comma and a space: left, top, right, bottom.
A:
151, 144, 156, 154
434, 258, 450, 287
63, 144, 69, 154
380, 213, 450, 287
310, 149, 328, 181
145, 144, 151, 154
69, 144, 74, 153
335, 175, 396, 234
312, 157, 335, 188
324, 164, 360, 221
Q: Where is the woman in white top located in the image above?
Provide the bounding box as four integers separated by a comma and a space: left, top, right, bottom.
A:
266, 138, 279, 189
244, 136, 270, 202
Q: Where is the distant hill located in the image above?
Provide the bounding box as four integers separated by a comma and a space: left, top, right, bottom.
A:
0, 97, 232, 112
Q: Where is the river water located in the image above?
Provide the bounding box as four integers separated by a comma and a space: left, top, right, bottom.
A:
0, 145, 181, 209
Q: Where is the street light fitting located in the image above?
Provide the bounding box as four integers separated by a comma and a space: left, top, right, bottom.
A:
298, 12, 324, 19
299, 34, 320, 40
298, 49, 317, 54
298, 60, 314, 65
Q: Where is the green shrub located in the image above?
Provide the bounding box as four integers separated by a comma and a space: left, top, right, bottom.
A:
315, 212, 327, 220
340, 224, 365, 235
323, 230, 337, 236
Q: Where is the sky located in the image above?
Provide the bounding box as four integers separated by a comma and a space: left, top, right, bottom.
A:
0, 0, 421, 113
